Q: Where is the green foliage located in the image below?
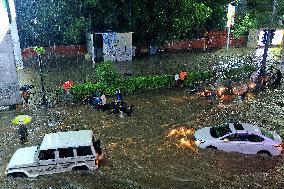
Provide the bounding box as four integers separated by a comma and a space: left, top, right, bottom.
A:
15, 0, 236, 47
33, 46, 45, 55
86, 0, 98, 6
70, 75, 174, 99
184, 71, 214, 86
199, 0, 229, 30
246, 0, 284, 28
63, 16, 88, 44
95, 61, 119, 85
70, 82, 107, 99
70, 65, 255, 100
15, 0, 89, 47
270, 47, 283, 61
232, 14, 256, 39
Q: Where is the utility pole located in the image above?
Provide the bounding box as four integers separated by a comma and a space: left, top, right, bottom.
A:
260, 0, 277, 69
37, 54, 47, 107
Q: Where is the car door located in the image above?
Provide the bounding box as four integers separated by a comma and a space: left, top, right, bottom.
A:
37, 149, 58, 175
57, 148, 76, 172
238, 134, 264, 154
76, 146, 96, 168
217, 133, 243, 153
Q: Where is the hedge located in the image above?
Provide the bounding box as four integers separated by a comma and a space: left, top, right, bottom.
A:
68, 65, 255, 100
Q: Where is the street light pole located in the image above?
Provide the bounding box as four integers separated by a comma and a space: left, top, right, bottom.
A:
260, 0, 277, 69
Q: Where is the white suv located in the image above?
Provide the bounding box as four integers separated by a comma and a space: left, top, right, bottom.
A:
5, 130, 102, 177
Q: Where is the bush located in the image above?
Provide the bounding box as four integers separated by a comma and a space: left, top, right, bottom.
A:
70, 66, 255, 100
184, 71, 214, 86
95, 61, 119, 85
70, 82, 107, 99
70, 75, 174, 99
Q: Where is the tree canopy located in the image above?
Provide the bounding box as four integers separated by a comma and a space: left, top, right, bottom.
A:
15, 0, 252, 48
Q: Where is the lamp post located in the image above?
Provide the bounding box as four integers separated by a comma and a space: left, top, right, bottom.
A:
31, 18, 47, 107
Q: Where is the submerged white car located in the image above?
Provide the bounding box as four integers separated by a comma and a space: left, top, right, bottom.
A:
194, 122, 282, 156
6, 130, 102, 177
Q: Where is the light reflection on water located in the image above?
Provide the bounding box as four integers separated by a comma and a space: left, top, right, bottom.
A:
167, 126, 197, 152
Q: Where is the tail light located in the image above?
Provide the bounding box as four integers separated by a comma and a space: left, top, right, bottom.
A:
273, 144, 281, 147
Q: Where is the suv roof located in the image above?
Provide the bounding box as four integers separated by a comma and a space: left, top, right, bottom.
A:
39, 130, 93, 150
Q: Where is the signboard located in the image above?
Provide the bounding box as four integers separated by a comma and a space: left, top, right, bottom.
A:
95, 32, 133, 62
226, 4, 236, 27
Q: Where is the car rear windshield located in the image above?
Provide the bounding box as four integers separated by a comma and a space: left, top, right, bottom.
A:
260, 128, 274, 140
210, 124, 232, 138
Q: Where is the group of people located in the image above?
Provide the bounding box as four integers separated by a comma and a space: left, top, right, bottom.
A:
251, 67, 282, 90
89, 90, 133, 117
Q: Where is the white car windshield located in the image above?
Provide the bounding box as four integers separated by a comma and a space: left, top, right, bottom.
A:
210, 123, 232, 138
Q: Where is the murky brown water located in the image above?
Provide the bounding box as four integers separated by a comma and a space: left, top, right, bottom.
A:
1, 88, 284, 189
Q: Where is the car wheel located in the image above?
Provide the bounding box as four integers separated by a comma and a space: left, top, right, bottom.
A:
206, 146, 217, 150
257, 150, 271, 157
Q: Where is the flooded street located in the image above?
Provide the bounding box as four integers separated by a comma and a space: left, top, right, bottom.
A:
1, 0, 283, 187
1, 87, 284, 189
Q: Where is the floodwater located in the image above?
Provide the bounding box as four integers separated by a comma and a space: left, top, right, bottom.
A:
0, 87, 284, 189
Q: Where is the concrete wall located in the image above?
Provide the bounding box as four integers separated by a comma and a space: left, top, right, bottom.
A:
0, 31, 21, 106
0, 0, 22, 106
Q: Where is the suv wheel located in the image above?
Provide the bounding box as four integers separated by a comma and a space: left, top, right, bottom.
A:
8, 172, 27, 178
72, 165, 89, 171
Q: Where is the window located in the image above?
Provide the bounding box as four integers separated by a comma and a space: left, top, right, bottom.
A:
76, 146, 93, 156
261, 128, 274, 140
59, 148, 74, 158
248, 134, 264, 142
38, 149, 56, 160
210, 124, 232, 138
225, 134, 242, 141
233, 122, 244, 130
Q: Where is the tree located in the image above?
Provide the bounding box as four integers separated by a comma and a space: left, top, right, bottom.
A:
232, 13, 256, 39
90, 0, 212, 46
14, 0, 240, 48
15, 0, 88, 47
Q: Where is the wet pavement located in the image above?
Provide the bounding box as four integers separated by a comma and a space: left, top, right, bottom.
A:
0, 87, 284, 189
